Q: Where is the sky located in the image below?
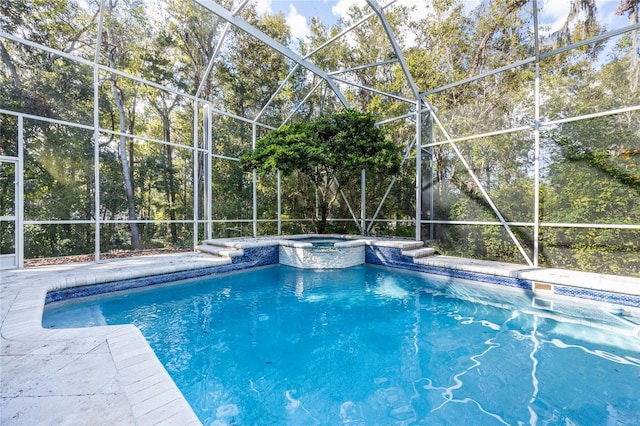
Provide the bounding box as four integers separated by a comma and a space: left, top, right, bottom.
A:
539, 0, 629, 34
252, 0, 431, 41
250, 0, 632, 48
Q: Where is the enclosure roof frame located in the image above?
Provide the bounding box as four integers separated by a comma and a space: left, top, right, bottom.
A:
192, 0, 352, 109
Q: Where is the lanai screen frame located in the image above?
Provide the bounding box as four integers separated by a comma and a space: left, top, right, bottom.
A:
1, 0, 639, 272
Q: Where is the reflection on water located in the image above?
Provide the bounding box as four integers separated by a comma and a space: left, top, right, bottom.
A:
43, 265, 640, 425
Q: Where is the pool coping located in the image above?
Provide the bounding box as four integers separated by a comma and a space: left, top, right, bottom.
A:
2, 244, 640, 424
1, 253, 227, 425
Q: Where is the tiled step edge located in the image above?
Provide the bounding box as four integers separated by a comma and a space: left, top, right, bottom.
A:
195, 244, 244, 258
401, 247, 436, 259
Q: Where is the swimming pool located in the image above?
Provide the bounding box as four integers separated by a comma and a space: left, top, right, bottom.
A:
43, 265, 640, 425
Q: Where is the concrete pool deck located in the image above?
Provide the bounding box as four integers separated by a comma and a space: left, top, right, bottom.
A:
2, 250, 639, 425
1, 253, 226, 425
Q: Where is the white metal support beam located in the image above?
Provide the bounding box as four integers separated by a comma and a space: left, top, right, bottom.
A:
328, 59, 399, 76
280, 80, 323, 128
427, 114, 434, 240
305, 0, 399, 61
367, 136, 416, 234
330, 76, 415, 104
252, 122, 258, 237
532, 0, 541, 267
364, 0, 533, 261
420, 24, 640, 97
427, 106, 534, 266
361, 169, 366, 235
17, 118, 24, 268
196, 0, 250, 98
337, 179, 361, 229
253, 3, 390, 122
254, 64, 300, 122
204, 105, 213, 240
193, 102, 199, 248
363, 0, 534, 264
252, 0, 400, 123
193, 0, 351, 109
365, 0, 422, 101
93, 0, 106, 263
277, 170, 281, 235
415, 102, 422, 241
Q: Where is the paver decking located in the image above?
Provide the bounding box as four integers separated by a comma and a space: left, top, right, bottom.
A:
1, 253, 226, 425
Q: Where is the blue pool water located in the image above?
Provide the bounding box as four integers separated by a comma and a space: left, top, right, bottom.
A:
43, 265, 640, 425
291, 237, 346, 248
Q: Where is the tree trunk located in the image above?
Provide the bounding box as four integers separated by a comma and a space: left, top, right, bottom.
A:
163, 119, 178, 243
108, 71, 141, 250
104, 0, 141, 250
113, 84, 142, 250
0, 40, 22, 86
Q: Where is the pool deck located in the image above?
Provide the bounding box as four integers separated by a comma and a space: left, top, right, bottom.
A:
1, 253, 226, 425
2, 250, 639, 425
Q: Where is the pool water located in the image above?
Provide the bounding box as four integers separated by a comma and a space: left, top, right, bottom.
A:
306, 238, 344, 249
43, 265, 640, 425
310, 241, 340, 249
292, 237, 346, 247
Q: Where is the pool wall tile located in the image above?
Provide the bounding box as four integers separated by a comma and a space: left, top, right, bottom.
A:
45, 242, 639, 309
46, 266, 218, 304
280, 245, 364, 268
365, 246, 533, 291
365, 246, 640, 308
46, 246, 280, 304
554, 285, 640, 307
231, 246, 279, 267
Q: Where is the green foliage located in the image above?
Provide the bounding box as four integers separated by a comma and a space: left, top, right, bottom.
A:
242, 110, 401, 178
214, 9, 291, 118
241, 110, 402, 232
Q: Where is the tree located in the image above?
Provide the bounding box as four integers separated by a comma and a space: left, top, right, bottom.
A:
403, 0, 535, 259
214, 7, 292, 119
141, 30, 188, 244
101, 0, 146, 250
615, 0, 639, 92
1, 0, 100, 258
241, 110, 402, 233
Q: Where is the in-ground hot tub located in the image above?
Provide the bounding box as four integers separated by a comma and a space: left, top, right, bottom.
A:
279, 237, 366, 269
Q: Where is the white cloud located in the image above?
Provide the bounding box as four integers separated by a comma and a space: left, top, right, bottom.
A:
332, 0, 366, 20
396, 0, 429, 21
254, 0, 273, 15
596, 0, 628, 28
537, 0, 625, 36
286, 4, 311, 41
538, 0, 570, 34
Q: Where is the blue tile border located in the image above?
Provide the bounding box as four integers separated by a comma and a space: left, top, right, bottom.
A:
46, 265, 222, 304
230, 246, 279, 267
46, 244, 639, 309
366, 246, 640, 308
554, 284, 640, 308
46, 246, 279, 304
365, 246, 532, 291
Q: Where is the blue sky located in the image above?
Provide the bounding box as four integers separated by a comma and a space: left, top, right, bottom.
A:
252, 0, 633, 46
254, 0, 348, 40
253, 0, 436, 44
